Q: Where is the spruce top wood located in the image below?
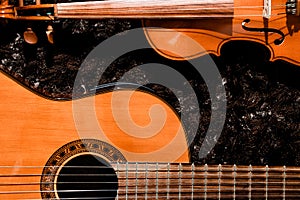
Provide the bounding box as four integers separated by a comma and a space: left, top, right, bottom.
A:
0, 58, 299, 199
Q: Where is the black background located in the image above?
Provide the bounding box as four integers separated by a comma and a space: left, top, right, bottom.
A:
0, 19, 299, 166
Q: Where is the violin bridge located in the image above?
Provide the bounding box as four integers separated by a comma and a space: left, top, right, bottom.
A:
263, 0, 271, 19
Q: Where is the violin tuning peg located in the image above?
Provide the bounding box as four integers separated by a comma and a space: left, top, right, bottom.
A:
23, 27, 38, 45
46, 25, 54, 44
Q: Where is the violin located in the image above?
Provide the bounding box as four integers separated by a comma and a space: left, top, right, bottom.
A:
0, 0, 300, 65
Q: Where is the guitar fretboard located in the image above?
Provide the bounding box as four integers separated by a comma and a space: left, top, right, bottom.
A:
113, 163, 300, 199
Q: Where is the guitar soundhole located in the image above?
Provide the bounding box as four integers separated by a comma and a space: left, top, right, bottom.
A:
56, 154, 118, 199
41, 139, 127, 199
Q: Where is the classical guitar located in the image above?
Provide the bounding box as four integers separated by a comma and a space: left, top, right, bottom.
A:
0, 0, 299, 199
0, 69, 299, 199
1, 0, 300, 65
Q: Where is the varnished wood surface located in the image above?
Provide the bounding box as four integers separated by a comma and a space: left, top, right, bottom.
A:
0, 71, 189, 199
56, 0, 234, 19
144, 0, 300, 65
0, 5, 14, 18
1, 0, 300, 64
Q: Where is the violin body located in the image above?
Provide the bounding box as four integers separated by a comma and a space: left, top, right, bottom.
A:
0, 0, 299, 65
144, 0, 300, 65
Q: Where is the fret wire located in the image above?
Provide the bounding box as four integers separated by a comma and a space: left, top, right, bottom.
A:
155, 163, 158, 200
233, 164, 237, 200
191, 163, 194, 200
204, 164, 208, 200
265, 165, 269, 200
283, 165, 286, 200
135, 162, 138, 200
218, 164, 222, 200
116, 162, 119, 200
145, 163, 148, 200
248, 165, 252, 200
167, 163, 170, 199
126, 162, 128, 200
179, 163, 182, 200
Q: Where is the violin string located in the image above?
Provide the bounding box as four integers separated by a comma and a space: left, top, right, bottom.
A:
0, 4, 292, 9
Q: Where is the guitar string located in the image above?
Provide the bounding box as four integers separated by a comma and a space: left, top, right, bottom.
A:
7, 195, 300, 200
0, 169, 297, 173
0, 174, 298, 193
0, 168, 299, 175
0, 168, 299, 173
1, 165, 299, 169
0, 195, 297, 199
0, 182, 298, 187
0, 180, 299, 190
0, 172, 299, 177
0, 173, 298, 196
0, 165, 298, 194
0, 188, 299, 193
0, 190, 298, 199
14, 195, 300, 200
0, 179, 298, 185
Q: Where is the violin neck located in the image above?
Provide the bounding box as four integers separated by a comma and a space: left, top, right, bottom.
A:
55, 0, 234, 19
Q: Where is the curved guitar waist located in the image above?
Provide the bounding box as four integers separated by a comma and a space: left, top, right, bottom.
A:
0, 70, 299, 199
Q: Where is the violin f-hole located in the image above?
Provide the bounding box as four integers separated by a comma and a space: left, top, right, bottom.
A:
242, 19, 285, 45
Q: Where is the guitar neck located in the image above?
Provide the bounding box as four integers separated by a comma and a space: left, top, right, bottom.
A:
55, 0, 233, 19
113, 163, 300, 199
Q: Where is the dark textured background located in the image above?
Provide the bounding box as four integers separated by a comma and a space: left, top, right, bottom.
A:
0, 19, 299, 166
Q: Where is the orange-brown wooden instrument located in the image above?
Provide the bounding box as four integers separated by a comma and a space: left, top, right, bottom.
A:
144, 0, 300, 65
0, 67, 300, 199
1, 0, 300, 65
0, 69, 191, 199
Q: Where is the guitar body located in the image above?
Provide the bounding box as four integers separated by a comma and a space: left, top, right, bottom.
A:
144, 0, 300, 65
0, 71, 189, 199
